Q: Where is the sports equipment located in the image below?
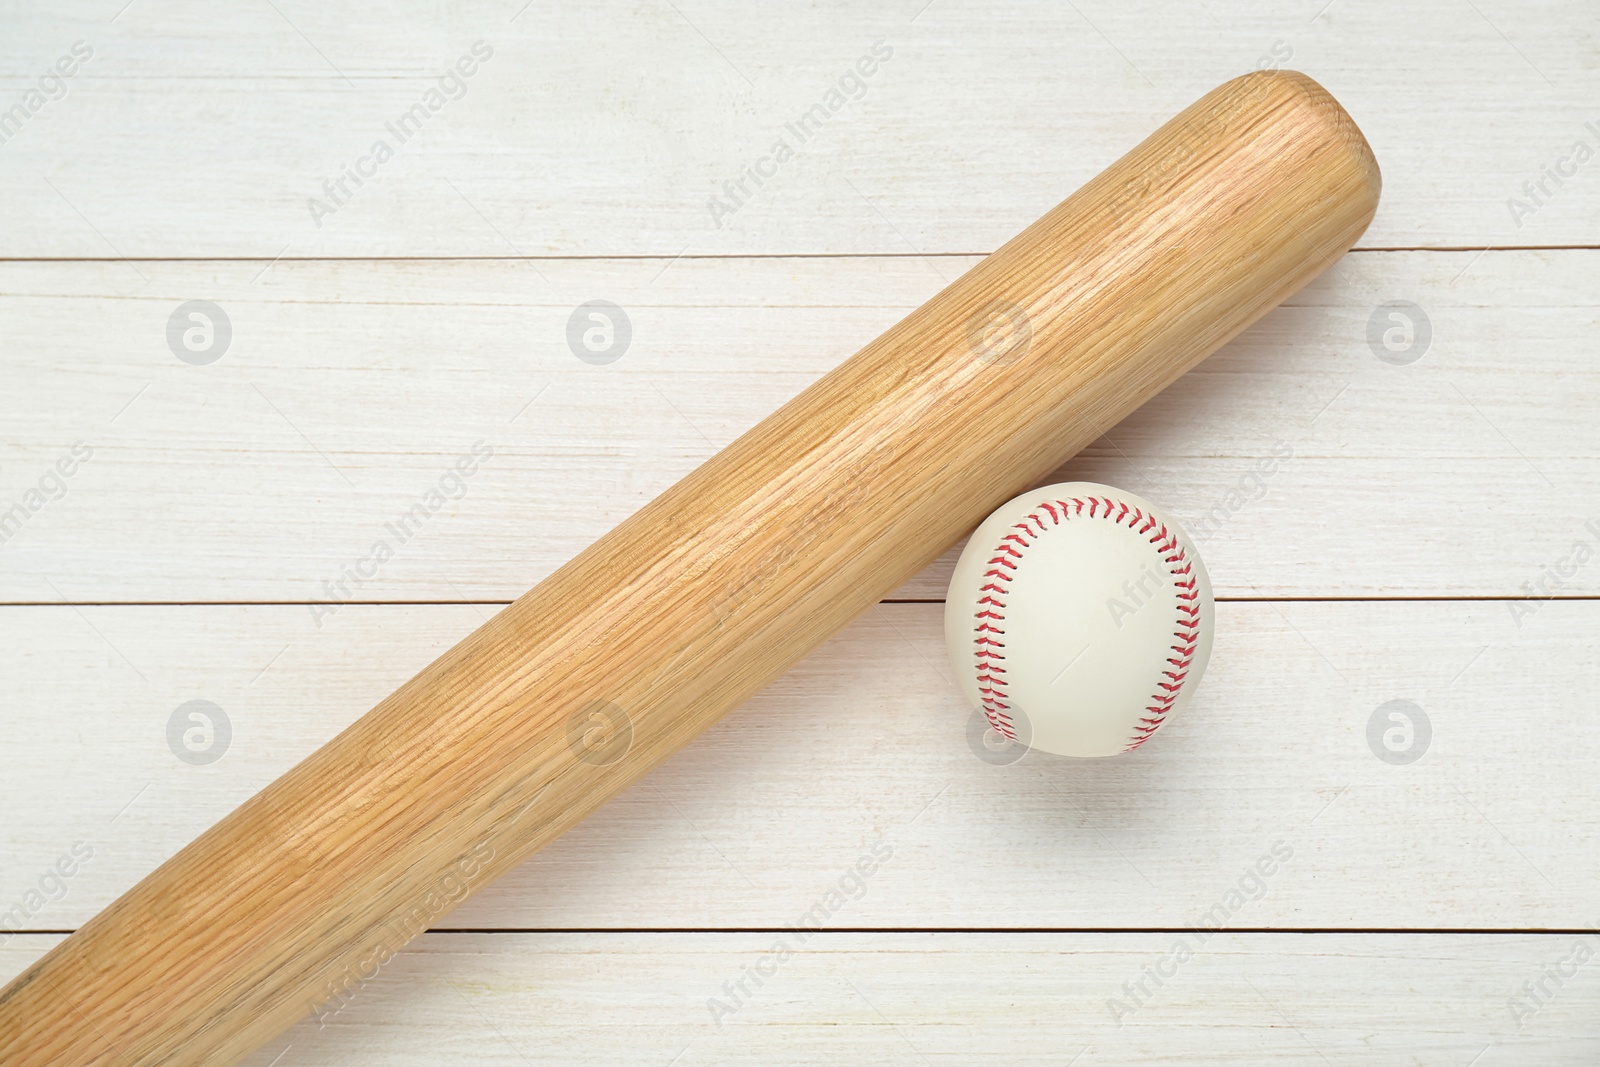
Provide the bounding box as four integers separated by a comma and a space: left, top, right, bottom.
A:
947, 483, 1214, 757
0, 70, 1379, 1065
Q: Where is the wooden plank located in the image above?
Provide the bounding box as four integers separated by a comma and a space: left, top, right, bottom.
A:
1, 251, 1596, 602
1, 600, 1593, 931
1, 1, 1596, 257
2, 932, 1595, 1065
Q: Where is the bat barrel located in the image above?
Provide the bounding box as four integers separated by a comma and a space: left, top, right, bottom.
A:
0, 69, 1378, 1065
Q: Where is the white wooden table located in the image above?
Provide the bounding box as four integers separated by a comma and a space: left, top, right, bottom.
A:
3, 2, 1598, 1063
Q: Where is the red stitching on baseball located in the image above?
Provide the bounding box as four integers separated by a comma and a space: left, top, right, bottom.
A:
969, 494, 1201, 751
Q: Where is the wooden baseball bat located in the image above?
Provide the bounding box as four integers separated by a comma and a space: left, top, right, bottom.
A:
0, 70, 1378, 1065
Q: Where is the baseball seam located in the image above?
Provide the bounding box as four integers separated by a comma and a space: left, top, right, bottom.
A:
972, 495, 1201, 753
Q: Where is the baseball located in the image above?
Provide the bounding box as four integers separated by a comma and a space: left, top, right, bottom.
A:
946, 482, 1215, 757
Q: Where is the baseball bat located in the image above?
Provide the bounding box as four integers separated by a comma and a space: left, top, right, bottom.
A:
0, 69, 1378, 1065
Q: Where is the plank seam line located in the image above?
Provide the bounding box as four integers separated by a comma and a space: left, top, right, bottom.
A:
5, 927, 1598, 936
2, 596, 1597, 608
0, 245, 1595, 265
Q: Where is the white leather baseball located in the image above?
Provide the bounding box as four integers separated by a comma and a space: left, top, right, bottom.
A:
945, 482, 1214, 757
